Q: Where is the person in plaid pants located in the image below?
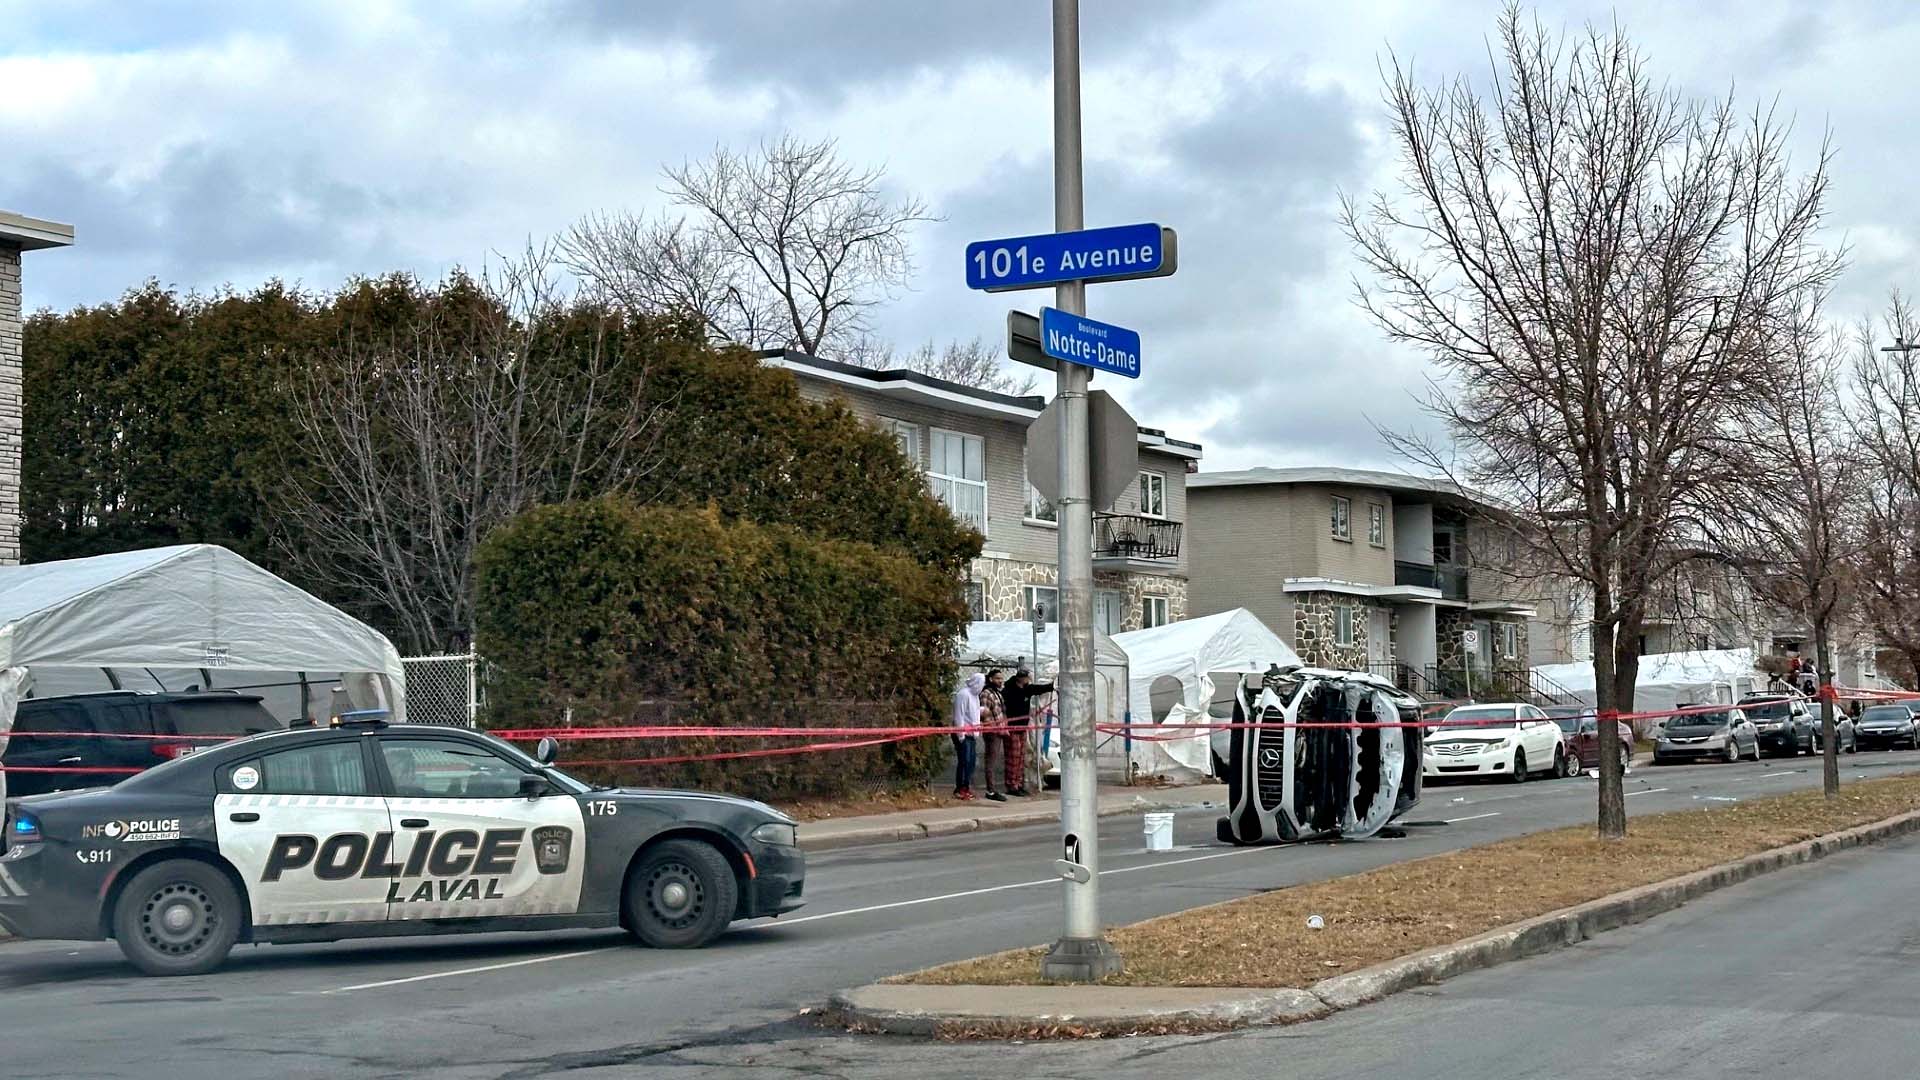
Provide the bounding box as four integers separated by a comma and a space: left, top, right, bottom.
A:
1002, 669, 1053, 797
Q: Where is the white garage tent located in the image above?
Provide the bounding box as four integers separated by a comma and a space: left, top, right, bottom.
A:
0, 544, 407, 799
1112, 608, 1303, 778
960, 621, 1132, 774
1532, 647, 1766, 727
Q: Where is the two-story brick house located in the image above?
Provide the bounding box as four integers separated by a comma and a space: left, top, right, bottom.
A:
1185, 467, 1545, 700
765, 349, 1201, 632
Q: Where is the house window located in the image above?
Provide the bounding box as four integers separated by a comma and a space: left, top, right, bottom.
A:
1498, 623, 1518, 659
881, 418, 919, 466
1137, 471, 1167, 518
1142, 595, 1171, 629
1367, 503, 1385, 547
1025, 448, 1056, 524
929, 429, 987, 534
1330, 496, 1351, 541
1335, 605, 1355, 646
1024, 585, 1059, 623
1432, 529, 1455, 564
964, 581, 985, 622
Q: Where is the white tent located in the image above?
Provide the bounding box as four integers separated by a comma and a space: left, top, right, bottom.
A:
958, 621, 1129, 671
961, 621, 1130, 775
0, 545, 407, 799
1532, 647, 1766, 723
1112, 608, 1303, 778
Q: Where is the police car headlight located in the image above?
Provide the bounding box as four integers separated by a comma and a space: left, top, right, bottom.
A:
751, 822, 798, 847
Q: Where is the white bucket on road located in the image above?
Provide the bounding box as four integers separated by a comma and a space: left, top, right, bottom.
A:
1143, 812, 1175, 852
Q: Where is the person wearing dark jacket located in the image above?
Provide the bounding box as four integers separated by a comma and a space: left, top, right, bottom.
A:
1001, 669, 1054, 797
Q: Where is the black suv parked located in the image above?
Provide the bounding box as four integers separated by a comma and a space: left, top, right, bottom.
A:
2, 691, 283, 798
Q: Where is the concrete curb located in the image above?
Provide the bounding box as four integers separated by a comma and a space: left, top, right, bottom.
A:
827, 806, 1920, 1037
801, 793, 1218, 853
826, 984, 1329, 1037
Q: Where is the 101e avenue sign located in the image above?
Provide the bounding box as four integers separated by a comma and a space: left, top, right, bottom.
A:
965, 222, 1174, 292
1040, 307, 1141, 379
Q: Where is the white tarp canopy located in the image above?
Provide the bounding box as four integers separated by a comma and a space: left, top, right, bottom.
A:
1533, 648, 1766, 721
962, 622, 1130, 775
959, 621, 1128, 671
1113, 608, 1303, 778
0, 544, 407, 799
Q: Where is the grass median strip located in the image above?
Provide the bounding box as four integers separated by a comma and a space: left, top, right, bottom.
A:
901, 772, 1920, 989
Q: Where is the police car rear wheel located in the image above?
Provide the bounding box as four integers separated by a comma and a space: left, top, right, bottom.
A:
626, 840, 737, 949
113, 860, 242, 976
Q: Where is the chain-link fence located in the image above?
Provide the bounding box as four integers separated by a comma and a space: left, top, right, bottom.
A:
401, 653, 479, 727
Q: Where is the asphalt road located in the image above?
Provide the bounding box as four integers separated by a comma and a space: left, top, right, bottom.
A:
673, 801, 1920, 1079
3, 750, 1914, 1079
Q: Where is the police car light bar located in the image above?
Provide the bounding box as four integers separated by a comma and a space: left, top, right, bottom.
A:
330, 709, 391, 728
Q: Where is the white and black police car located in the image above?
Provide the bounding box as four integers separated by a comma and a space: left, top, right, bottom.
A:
0, 717, 805, 975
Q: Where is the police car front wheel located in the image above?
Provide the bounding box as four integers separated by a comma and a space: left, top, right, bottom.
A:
624, 839, 738, 949
112, 859, 243, 976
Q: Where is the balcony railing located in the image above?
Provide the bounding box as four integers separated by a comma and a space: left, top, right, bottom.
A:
1393, 560, 1469, 599
1093, 513, 1182, 561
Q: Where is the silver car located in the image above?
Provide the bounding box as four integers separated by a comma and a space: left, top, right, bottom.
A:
1653, 707, 1760, 764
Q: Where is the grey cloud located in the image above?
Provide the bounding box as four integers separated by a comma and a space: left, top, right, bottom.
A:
877, 69, 1397, 466
548, 0, 1226, 98
10, 145, 459, 308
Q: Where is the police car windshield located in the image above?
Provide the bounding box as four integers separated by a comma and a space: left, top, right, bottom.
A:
469, 729, 597, 793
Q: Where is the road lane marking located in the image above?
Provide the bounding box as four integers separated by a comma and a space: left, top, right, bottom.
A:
782, 847, 1272, 926
1625, 787, 1670, 797
323, 948, 617, 993
1444, 812, 1500, 823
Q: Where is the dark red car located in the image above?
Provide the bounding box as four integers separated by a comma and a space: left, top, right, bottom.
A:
1543, 706, 1633, 771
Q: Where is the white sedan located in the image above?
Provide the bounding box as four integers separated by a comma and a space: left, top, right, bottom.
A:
1424, 702, 1572, 782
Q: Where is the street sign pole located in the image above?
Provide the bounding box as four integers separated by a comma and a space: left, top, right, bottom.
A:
1041, 0, 1123, 982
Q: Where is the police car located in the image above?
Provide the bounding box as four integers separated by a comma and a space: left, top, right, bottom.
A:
0, 718, 805, 975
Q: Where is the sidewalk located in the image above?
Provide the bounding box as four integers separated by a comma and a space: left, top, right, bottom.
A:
799, 783, 1227, 852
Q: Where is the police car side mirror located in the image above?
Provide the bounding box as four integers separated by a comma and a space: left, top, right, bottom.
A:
535, 737, 558, 765
518, 773, 551, 799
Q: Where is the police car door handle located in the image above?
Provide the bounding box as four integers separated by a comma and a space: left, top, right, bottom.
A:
229, 812, 260, 823
401, 818, 429, 828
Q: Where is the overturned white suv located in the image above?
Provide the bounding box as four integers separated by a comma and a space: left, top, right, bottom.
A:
1212, 666, 1424, 845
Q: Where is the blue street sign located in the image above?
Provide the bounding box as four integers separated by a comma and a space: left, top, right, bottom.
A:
1040, 307, 1141, 379
965, 223, 1175, 292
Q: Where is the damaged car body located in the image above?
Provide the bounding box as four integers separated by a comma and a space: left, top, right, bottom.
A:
1212, 666, 1423, 845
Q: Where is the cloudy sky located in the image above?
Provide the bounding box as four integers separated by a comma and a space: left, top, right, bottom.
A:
2, 1, 1911, 470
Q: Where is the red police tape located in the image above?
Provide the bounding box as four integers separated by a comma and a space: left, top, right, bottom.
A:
5, 683, 1918, 773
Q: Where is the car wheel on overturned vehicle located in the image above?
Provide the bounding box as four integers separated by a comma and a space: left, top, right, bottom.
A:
625, 838, 738, 949
112, 858, 243, 976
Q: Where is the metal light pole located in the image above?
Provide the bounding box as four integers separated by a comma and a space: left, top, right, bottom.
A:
1040, 0, 1123, 982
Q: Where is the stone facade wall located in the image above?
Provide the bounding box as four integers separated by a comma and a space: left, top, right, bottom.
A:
0, 243, 20, 566
1291, 590, 1379, 670
970, 556, 1186, 632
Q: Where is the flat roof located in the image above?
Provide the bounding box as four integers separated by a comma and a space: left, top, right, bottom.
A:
0, 211, 74, 251
764, 348, 1203, 459
1190, 465, 1492, 504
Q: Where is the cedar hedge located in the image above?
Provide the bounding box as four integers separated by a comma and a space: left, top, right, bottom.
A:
475, 497, 966, 798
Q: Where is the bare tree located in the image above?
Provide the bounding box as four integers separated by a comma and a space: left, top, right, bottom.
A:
842, 336, 1038, 396
564, 134, 934, 357
1343, 5, 1839, 836
1727, 295, 1861, 797
1851, 292, 1920, 684
277, 246, 675, 653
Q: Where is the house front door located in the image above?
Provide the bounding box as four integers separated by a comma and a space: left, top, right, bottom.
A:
1367, 607, 1391, 669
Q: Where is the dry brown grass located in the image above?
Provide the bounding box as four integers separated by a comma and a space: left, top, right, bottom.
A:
903, 775, 1920, 989
777, 788, 950, 823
